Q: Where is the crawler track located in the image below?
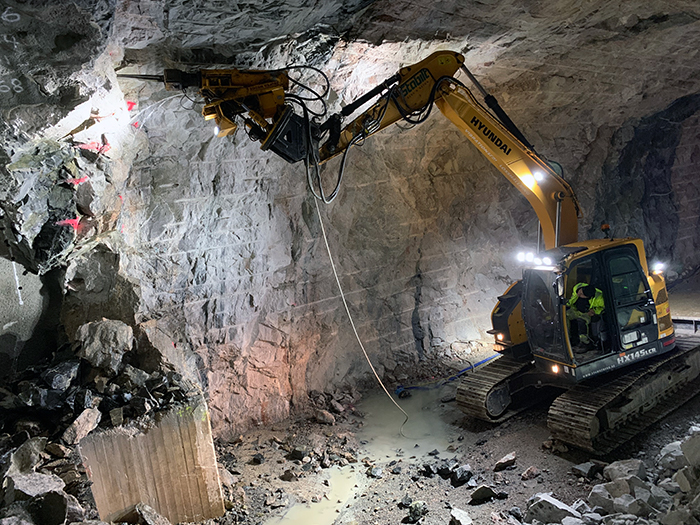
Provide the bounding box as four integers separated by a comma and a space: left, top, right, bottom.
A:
548, 336, 700, 454
455, 354, 533, 422
456, 335, 700, 454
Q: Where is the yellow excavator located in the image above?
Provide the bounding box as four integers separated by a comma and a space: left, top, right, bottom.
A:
120, 51, 700, 453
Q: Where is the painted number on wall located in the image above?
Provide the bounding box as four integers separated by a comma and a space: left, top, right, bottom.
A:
0, 77, 22, 93
1, 6, 20, 23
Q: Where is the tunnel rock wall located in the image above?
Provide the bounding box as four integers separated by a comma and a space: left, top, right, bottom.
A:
2, 0, 700, 439
118, 98, 530, 438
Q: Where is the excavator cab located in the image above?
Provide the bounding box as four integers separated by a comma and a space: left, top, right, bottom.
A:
521, 239, 675, 383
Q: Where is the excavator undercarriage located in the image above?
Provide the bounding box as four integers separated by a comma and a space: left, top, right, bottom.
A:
457, 332, 700, 454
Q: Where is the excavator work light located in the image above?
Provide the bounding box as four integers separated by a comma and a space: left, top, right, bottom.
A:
496, 333, 505, 341
653, 262, 665, 275
534, 170, 544, 182
551, 365, 559, 374
521, 174, 536, 189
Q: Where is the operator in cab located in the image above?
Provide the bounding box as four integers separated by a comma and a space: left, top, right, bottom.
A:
567, 283, 604, 349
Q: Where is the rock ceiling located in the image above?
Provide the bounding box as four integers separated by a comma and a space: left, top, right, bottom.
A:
1, 0, 700, 436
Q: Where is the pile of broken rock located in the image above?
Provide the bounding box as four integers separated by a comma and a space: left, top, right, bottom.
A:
513, 427, 700, 525
0, 318, 197, 523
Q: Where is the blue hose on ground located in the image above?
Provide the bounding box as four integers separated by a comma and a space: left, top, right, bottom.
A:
394, 353, 501, 397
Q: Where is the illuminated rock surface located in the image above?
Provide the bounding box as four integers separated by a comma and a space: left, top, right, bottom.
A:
1, 0, 700, 439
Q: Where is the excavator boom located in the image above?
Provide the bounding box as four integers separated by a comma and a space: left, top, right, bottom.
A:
317, 51, 580, 249
435, 87, 579, 248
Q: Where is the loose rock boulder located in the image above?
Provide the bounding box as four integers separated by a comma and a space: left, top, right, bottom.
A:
61, 408, 101, 445
4, 472, 66, 504
494, 451, 516, 472
75, 319, 133, 376
525, 493, 581, 524
603, 459, 646, 481
407, 500, 428, 523
450, 507, 473, 525
470, 485, 497, 505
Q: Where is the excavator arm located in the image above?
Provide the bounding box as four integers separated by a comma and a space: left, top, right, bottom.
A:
318, 51, 581, 249
120, 52, 580, 247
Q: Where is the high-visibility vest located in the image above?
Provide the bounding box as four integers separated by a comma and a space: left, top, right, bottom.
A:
567, 282, 605, 315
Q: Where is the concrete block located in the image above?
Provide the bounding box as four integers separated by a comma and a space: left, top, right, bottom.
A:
79, 396, 224, 523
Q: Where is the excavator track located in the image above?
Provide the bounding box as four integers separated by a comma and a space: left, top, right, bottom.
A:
548, 336, 700, 454
456, 354, 533, 422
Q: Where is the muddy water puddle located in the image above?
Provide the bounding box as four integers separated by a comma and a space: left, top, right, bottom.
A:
264, 466, 356, 525
356, 386, 461, 462
263, 387, 459, 525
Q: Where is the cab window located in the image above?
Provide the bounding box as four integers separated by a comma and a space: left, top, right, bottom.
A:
609, 256, 649, 306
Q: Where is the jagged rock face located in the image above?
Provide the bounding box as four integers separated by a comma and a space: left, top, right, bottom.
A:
1, 0, 700, 438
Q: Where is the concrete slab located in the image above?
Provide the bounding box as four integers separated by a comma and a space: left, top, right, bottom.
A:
78, 396, 224, 523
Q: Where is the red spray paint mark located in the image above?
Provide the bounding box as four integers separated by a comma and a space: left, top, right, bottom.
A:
120, 224, 125, 233
118, 194, 123, 202
55, 217, 80, 230
132, 121, 139, 128
65, 176, 89, 185
126, 101, 137, 111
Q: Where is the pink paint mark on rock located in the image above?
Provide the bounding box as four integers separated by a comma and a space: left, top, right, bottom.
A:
126, 101, 137, 111
77, 142, 111, 153
55, 218, 80, 230
65, 176, 89, 185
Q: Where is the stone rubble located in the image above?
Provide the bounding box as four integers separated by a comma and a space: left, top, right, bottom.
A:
0, 316, 202, 523
4, 340, 700, 525
494, 451, 517, 472
506, 425, 700, 525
